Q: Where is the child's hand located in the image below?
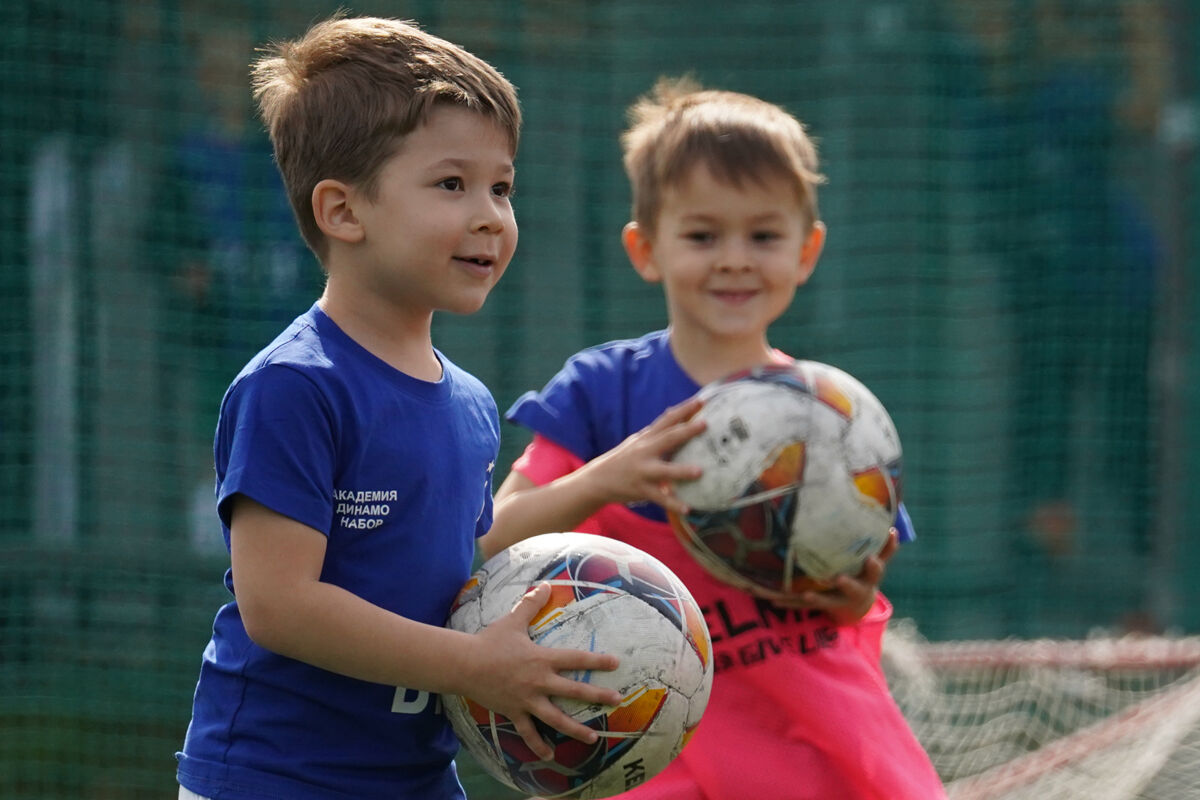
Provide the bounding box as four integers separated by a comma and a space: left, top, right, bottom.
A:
767, 528, 899, 626
583, 396, 706, 514
469, 583, 623, 761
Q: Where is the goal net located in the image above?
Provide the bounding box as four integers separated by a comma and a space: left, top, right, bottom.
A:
883, 621, 1200, 800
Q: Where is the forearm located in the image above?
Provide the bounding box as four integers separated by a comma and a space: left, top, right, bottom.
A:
482, 471, 609, 560
483, 402, 707, 560
244, 577, 481, 695
230, 496, 484, 695
241, 562, 626, 760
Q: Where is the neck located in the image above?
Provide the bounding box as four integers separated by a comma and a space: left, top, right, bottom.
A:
318, 287, 441, 381
667, 326, 781, 386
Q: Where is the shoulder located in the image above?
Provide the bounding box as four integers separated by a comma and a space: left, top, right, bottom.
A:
513, 330, 671, 409
438, 353, 500, 429
440, 354, 493, 400
555, 330, 672, 385
219, 306, 405, 432
239, 306, 333, 376
572, 329, 670, 366
505, 330, 688, 461
223, 312, 336, 407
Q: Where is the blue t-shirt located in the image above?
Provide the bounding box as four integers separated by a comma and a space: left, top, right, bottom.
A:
178, 305, 498, 800
507, 329, 913, 540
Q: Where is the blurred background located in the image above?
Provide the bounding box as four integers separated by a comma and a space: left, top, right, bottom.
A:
1, 0, 1197, 796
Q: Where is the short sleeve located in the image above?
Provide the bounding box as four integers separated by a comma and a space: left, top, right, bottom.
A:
506, 368, 600, 462
475, 456, 497, 539
216, 366, 336, 535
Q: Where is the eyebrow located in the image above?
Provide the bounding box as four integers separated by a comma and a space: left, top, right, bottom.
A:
430, 157, 514, 175
679, 211, 784, 224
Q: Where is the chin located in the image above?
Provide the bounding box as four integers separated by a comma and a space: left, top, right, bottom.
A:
443, 296, 490, 315
707, 317, 774, 337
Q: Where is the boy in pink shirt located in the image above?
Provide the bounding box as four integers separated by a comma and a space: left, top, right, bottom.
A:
481, 78, 945, 799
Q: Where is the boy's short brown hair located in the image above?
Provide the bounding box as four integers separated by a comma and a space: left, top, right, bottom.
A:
621, 77, 824, 235
252, 15, 521, 259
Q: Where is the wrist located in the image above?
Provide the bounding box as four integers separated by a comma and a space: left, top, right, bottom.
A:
558, 463, 621, 516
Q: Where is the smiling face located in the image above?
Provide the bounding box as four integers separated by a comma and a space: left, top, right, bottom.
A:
624, 163, 823, 362
337, 104, 518, 320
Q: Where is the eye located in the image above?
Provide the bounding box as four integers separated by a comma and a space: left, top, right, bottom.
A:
685, 230, 715, 244
491, 181, 513, 198
437, 177, 463, 191
752, 230, 782, 243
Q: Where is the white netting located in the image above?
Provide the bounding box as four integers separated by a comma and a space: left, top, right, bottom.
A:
882, 620, 1200, 800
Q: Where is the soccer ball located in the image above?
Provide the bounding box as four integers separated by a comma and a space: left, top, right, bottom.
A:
668, 361, 902, 596
443, 532, 713, 799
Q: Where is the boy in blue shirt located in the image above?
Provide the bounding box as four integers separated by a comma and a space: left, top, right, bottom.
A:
176, 16, 620, 800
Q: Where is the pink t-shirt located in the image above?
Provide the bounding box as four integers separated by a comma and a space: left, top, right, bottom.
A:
506, 331, 944, 798
513, 435, 945, 799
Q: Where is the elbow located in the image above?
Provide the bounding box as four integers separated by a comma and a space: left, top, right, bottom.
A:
236, 591, 296, 655
238, 602, 278, 652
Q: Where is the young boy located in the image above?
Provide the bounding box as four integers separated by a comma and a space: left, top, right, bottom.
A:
481, 79, 947, 799
175, 16, 622, 800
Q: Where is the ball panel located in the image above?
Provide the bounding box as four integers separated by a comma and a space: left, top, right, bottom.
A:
670, 380, 811, 511
443, 533, 713, 799
530, 581, 583, 629
811, 371, 854, 417
852, 465, 895, 512
606, 685, 668, 734
759, 441, 806, 489
680, 599, 710, 672
449, 575, 481, 616
668, 362, 902, 596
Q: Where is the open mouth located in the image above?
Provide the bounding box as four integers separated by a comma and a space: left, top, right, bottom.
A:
712, 289, 757, 302
455, 256, 494, 267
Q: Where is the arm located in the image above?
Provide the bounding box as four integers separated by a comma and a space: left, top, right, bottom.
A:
230, 495, 621, 760
479, 397, 707, 560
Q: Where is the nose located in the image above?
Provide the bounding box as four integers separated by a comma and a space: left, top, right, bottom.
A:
472, 193, 506, 234
715, 239, 751, 271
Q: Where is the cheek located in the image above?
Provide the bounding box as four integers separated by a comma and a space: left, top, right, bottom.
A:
505, 210, 518, 249
768, 258, 808, 286
500, 221, 518, 264
671, 263, 710, 290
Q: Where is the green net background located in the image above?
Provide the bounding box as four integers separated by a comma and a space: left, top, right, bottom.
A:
2, 0, 1198, 796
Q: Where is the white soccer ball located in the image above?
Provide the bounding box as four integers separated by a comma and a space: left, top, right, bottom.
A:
668, 361, 902, 596
443, 532, 713, 799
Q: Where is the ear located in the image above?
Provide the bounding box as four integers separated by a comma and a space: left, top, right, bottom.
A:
312, 179, 364, 244
622, 222, 661, 283
796, 221, 826, 286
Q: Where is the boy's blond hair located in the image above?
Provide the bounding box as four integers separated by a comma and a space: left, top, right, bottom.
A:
621, 77, 824, 234
252, 15, 521, 259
